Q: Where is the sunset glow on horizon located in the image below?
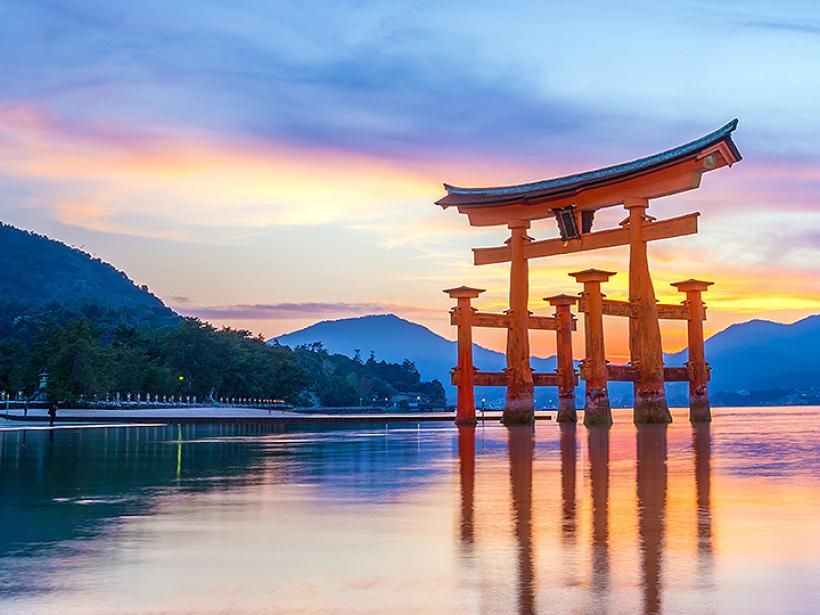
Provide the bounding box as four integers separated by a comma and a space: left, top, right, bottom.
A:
1, 1, 819, 358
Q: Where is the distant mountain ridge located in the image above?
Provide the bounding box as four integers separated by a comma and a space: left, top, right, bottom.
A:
666, 314, 820, 391
272, 314, 558, 405
274, 312, 820, 405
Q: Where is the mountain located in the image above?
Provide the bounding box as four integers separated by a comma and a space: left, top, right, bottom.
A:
274, 312, 820, 406
0, 223, 178, 336
666, 315, 820, 391
273, 313, 559, 406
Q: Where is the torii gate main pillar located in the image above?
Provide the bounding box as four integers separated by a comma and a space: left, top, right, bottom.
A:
625, 198, 671, 424
503, 220, 535, 424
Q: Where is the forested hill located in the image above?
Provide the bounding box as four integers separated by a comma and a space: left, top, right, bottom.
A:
0, 224, 445, 407
0, 223, 178, 335
0, 223, 170, 311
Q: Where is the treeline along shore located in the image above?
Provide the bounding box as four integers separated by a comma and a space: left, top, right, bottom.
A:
0, 313, 446, 409
0, 225, 444, 410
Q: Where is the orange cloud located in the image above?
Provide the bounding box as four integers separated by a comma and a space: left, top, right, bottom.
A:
0, 103, 443, 237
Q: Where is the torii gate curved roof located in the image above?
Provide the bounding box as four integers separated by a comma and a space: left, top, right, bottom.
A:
436, 119, 741, 227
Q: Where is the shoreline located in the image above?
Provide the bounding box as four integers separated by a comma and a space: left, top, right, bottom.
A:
0, 406, 556, 424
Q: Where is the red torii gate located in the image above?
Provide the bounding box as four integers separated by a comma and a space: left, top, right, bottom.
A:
439, 120, 741, 426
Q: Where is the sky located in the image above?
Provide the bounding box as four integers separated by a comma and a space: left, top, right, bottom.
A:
1, 0, 819, 361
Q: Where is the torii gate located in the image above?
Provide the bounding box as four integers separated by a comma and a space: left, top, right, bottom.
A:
439, 120, 741, 426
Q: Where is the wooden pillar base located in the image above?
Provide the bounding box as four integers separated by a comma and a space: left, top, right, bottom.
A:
689, 386, 711, 423
584, 386, 612, 427
556, 395, 577, 423
455, 416, 478, 426
503, 383, 534, 424
634, 387, 672, 424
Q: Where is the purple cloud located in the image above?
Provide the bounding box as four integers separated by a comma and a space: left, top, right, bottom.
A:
173, 301, 439, 320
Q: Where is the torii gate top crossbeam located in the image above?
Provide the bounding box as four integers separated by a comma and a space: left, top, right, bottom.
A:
436, 120, 741, 227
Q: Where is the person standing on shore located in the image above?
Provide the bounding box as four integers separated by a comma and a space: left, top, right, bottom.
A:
48, 402, 57, 427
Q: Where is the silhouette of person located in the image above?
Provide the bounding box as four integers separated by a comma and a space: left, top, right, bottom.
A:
48, 401, 57, 427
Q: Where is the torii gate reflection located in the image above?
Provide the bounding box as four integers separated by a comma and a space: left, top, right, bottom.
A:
455, 425, 714, 614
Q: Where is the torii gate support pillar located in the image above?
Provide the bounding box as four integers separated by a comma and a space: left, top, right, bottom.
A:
503, 221, 535, 425
625, 198, 671, 424
546, 294, 578, 423
445, 286, 485, 426
672, 280, 713, 423
570, 269, 615, 427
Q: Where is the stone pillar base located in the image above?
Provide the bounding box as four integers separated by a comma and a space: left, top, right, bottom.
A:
633, 388, 672, 424
689, 393, 711, 423
583, 386, 612, 427
503, 386, 534, 424
556, 395, 577, 423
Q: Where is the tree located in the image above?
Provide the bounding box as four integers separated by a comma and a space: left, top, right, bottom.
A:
45, 321, 109, 402
161, 319, 224, 397
0, 311, 440, 409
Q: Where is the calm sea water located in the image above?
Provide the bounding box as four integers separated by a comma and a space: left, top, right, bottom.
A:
0, 407, 818, 614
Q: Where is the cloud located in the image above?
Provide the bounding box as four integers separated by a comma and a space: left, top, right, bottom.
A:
0, 1, 598, 163
738, 19, 820, 36
3, 2, 820, 246
13, 0, 819, 167
0, 103, 442, 240
173, 301, 439, 320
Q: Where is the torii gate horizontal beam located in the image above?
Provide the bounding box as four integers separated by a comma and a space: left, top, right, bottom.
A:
450, 371, 564, 387
577, 297, 702, 320
473, 212, 699, 266
604, 364, 697, 383
450, 310, 577, 331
